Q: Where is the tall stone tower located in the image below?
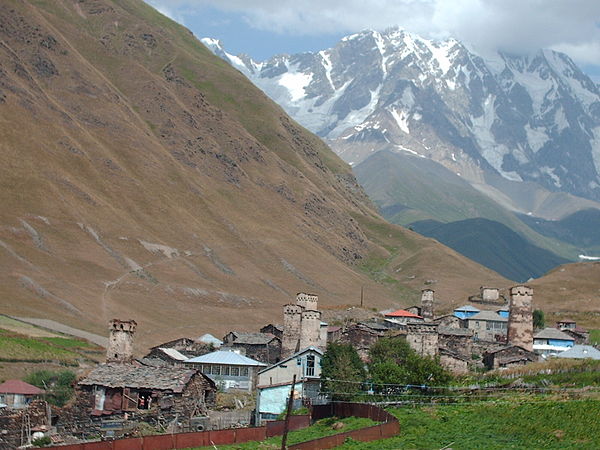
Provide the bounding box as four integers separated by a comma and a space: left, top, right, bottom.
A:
106, 319, 137, 363
420, 289, 435, 321
299, 309, 322, 350
507, 285, 533, 351
281, 304, 302, 358
296, 293, 318, 311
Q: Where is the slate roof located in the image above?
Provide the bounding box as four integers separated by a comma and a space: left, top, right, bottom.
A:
556, 345, 600, 360
0, 380, 45, 395
438, 327, 473, 337
534, 328, 575, 341
229, 332, 278, 345
468, 311, 508, 322
384, 309, 423, 319
157, 347, 188, 361
454, 305, 480, 312
78, 364, 199, 393
186, 350, 267, 366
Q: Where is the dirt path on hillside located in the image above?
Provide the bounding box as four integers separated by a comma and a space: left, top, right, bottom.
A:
11, 316, 108, 347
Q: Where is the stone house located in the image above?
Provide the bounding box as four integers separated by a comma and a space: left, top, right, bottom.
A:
185, 350, 267, 392
340, 321, 392, 359
467, 310, 508, 341
405, 322, 438, 357
439, 348, 470, 375
434, 314, 465, 329
75, 363, 216, 422
438, 327, 474, 358
0, 380, 45, 409
483, 346, 538, 369
260, 324, 283, 340
222, 332, 282, 364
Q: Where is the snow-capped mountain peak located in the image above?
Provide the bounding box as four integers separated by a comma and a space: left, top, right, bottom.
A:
204, 28, 600, 202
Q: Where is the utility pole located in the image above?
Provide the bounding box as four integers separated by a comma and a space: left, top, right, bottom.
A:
280, 374, 297, 450
360, 286, 364, 308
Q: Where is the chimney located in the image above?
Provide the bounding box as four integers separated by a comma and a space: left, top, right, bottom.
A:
106, 319, 137, 363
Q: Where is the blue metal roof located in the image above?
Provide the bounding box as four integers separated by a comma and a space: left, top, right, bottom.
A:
186, 350, 267, 366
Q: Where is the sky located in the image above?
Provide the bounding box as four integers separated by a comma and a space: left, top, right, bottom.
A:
145, 0, 600, 82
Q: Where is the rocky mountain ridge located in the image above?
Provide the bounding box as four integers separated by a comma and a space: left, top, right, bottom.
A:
203, 28, 600, 205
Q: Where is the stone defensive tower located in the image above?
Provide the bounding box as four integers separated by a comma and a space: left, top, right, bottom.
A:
106, 319, 137, 363
420, 289, 435, 321
406, 322, 439, 357
296, 292, 318, 311
507, 285, 533, 351
281, 304, 302, 358
299, 309, 322, 350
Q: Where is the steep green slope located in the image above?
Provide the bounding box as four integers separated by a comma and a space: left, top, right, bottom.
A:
410, 218, 570, 282
354, 150, 579, 262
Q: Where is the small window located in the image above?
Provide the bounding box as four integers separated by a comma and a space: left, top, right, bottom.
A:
241, 367, 249, 377
231, 367, 240, 376
222, 366, 230, 376
212, 365, 221, 375
297, 358, 302, 366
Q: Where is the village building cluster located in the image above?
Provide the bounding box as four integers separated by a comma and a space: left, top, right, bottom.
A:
1, 288, 597, 445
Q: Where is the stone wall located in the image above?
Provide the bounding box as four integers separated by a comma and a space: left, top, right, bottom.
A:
0, 400, 49, 448
107, 319, 137, 363
405, 323, 438, 357
299, 310, 321, 350
281, 304, 302, 358
420, 289, 434, 321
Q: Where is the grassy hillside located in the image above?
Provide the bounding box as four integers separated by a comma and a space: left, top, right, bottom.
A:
355, 150, 581, 261
410, 218, 570, 282
0, 0, 509, 350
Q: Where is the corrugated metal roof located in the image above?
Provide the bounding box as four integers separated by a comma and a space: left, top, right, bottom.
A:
534, 328, 575, 341
0, 380, 45, 395
556, 345, 600, 360
186, 350, 267, 366
468, 310, 508, 322
384, 309, 423, 318
454, 305, 480, 312
78, 364, 200, 392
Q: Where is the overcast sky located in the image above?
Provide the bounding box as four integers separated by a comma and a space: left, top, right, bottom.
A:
145, 0, 600, 81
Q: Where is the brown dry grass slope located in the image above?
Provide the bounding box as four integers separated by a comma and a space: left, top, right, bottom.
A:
0, 0, 509, 351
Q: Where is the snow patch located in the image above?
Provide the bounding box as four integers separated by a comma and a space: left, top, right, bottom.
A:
278, 71, 313, 102
319, 50, 335, 89
390, 108, 410, 134
579, 254, 600, 261
540, 166, 562, 188
525, 124, 549, 152
393, 144, 426, 158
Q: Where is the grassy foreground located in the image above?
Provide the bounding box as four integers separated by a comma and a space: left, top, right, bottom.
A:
338, 398, 600, 449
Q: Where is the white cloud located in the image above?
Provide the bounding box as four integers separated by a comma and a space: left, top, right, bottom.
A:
146, 0, 600, 67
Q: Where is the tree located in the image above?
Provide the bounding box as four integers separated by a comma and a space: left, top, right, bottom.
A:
25, 370, 76, 407
368, 337, 451, 392
320, 343, 367, 400
533, 309, 545, 329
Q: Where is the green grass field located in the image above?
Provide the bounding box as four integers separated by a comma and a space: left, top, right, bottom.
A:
336, 399, 600, 449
